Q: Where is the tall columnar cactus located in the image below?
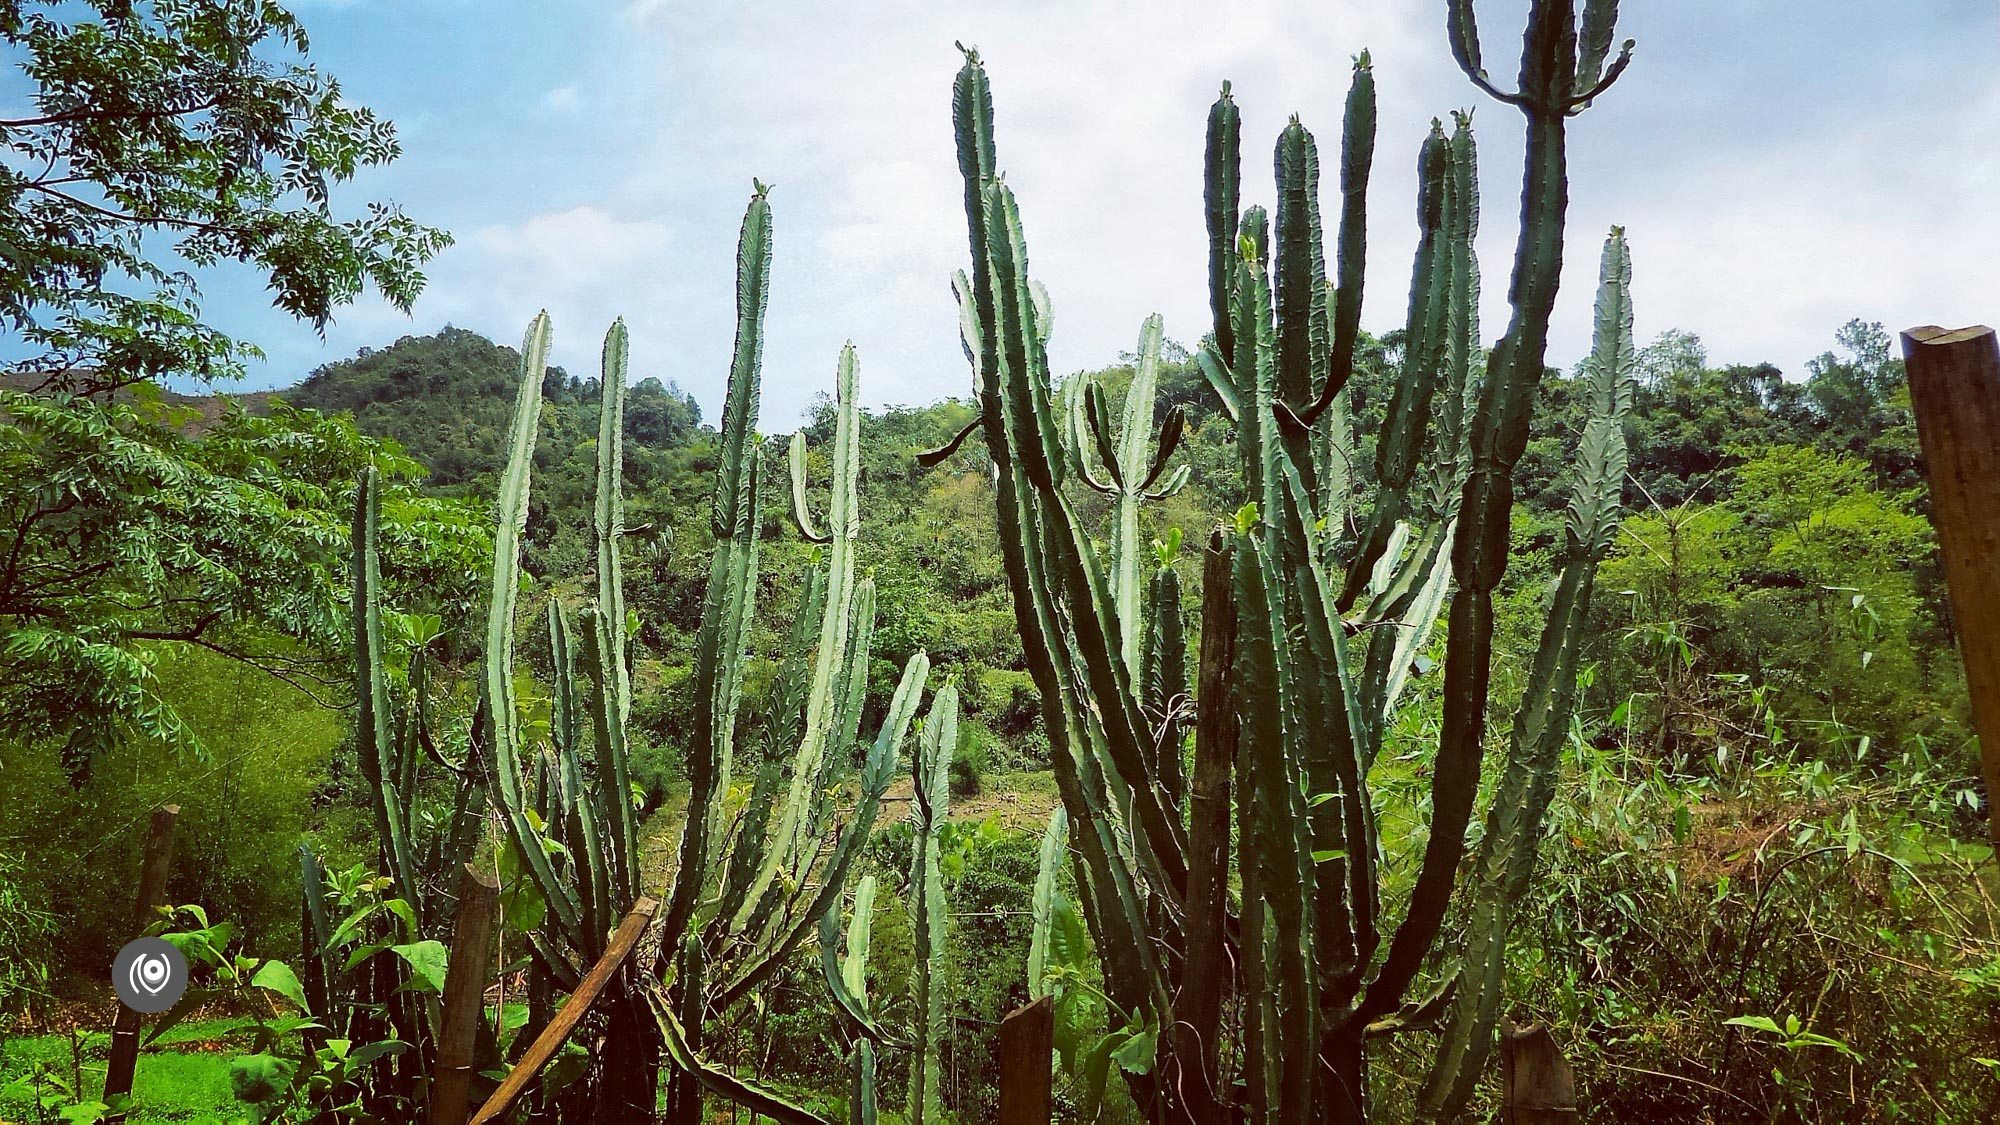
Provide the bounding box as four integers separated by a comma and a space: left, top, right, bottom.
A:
935, 1, 1634, 1118
626, 184, 934, 1125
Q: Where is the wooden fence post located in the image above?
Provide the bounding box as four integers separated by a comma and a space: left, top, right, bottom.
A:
468, 897, 659, 1125
103, 804, 179, 1122
1499, 1020, 1578, 1125
431, 864, 502, 1125
998, 994, 1053, 1125
1902, 324, 2000, 850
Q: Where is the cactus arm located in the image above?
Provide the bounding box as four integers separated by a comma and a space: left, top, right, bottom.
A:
847, 1040, 877, 1125
788, 431, 832, 545
1569, 38, 1636, 111
546, 601, 608, 954
917, 411, 983, 469
1420, 227, 1634, 1117
1110, 314, 1167, 674
907, 681, 957, 1125
1082, 381, 1125, 489
1339, 122, 1452, 610
1574, 0, 1620, 96
351, 467, 420, 923
1447, 0, 1524, 107
819, 880, 890, 1043
590, 325, 641, 902
1137, 406, 1187, 495
983, 184, 1064, 492
1195, 346, 1242, 424
1026, 808, 1068, 999
581, 607, 639, 907
1273, 116, 1329, 417
482, 312, 585, 943
1205, 81, 1241, 361
1165, 532, 1236, 1118
644, 978, 832, 1125
1140, 562, 1188, 804
711, 185, 771, 539
595, 319, 631, 726
1309, 52, 1376, 422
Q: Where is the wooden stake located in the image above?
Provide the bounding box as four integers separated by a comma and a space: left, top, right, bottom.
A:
103, 805, 179, 1123
431, 864, 502, 1125
1902, 324, 2000, 849
998, 995, 1054, 1125
468, 896, 658, 1125
1499, 1020, 1578, 1125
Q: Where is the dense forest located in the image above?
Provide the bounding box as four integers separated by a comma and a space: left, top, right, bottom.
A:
2, 1, 1997, 1123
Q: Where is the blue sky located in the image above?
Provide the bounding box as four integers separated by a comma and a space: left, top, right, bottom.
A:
178, 1, 2000, 427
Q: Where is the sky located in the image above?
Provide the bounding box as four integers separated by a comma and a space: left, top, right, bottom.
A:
168, 1, 2000, 427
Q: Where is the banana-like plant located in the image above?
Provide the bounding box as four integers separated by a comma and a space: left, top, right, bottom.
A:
931, 0, 1637, 1118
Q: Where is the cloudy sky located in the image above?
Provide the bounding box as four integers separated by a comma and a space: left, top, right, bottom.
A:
187, 0, 1998, 427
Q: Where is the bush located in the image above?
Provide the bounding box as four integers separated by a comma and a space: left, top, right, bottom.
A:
976, 668, 1041, 736
0, 855, 53, 1023
0, 648, 342, 971
949, 723, 990, 798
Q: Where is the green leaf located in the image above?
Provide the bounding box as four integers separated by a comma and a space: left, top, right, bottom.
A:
228, 1053, 298, 1104
390, 940, 449, 994
250, 959, 308, 1013
1725, 1015, 1785, 1036
1110, 1025, 1158, 1075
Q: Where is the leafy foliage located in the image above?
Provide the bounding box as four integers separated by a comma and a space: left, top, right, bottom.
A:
0, 0, 449, 393
0, 389, 485, 775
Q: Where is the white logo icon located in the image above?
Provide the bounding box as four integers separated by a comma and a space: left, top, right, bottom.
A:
112, 937, 187, 1013
131, 953, 171, 996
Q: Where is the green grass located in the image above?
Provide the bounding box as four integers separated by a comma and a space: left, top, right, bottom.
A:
1, 1020, 247, 1123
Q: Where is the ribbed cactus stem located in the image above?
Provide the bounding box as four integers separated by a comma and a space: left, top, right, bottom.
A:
907, 682, 957, 1125
1419, 227, 1635, 1117
661, 187, 771, 957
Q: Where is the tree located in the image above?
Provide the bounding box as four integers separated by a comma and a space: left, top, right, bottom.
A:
0, 0, 461, 771
0, 390, 487, 775
0, 0, 449, 392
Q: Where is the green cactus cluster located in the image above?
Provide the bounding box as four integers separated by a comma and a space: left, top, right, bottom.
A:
333, 182, 950, 1125
818, 680, 959, 1125
931, 1, 1637, 1119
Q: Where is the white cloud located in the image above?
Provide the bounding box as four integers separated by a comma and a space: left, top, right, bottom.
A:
542, 84, 581, 113
335, 1, 2000, 426
1569, 75, 2000, 375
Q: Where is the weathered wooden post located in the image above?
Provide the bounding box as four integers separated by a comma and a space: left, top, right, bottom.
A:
103, 804, 179, 1123
1902, 324, 2000, 850
431, 864, 502, 1125
1499, 1020, 1579, 1125
998, 994, 1054, 1125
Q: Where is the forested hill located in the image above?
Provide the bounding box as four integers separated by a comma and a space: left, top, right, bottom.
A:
265, 316, 1970, 790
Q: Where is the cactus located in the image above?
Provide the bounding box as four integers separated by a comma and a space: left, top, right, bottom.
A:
934, 3, 1634, 1118
818, 683, 959, 1125
630, 184, 934, 1125
907, 681, 956, 1125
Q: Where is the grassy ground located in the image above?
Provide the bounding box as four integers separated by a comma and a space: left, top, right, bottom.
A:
1, 1018, 250, 1123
